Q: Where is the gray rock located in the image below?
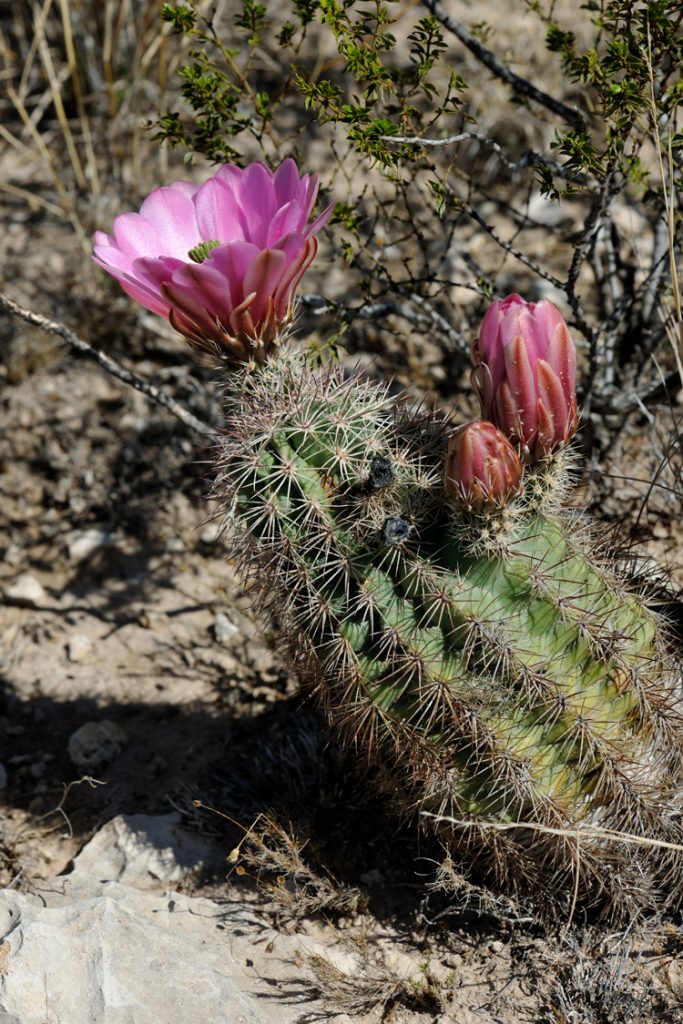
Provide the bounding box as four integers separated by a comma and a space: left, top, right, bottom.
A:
68, 720, 126, 768
66, 526, 112, 562
0, 885, 283, 1024
64, 814, 207, 894
67, 633, 94, 662
0, 813, 361, 1024
214, 612, 240, 644
3, 574, 47, 607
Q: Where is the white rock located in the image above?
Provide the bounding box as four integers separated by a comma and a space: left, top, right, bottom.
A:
527, 191, 569, 227
199, 521, 223, 545
0, 900, 16, 936
3, 574, 47, 607
65, 814, 207, 893
0, 815, 362, 1024
3, 542, 23, 566
0, 886, 278, 1024
0, 763, 7, 789
68, 720, 126, 768
164, 536, 186, 553
67, 634, 94, 663
214, 612, 240, 644
66, 526, 112, 562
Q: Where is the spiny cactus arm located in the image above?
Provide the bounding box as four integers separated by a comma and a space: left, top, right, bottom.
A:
211, 350, 683, 914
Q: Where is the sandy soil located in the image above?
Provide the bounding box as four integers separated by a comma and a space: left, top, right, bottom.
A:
2, 1, 683, 1019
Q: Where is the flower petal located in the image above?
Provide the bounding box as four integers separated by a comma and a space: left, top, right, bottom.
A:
194, 178, 247, 245
272, 159, 304, 207
272, 237, 316, 317
267, 200, 307, 245
112, 212, 164, 259
504, 333, 538, 440
305, 203, 334, 238
243, 248, 288, 322
139, 186, 200, 257
204, 241, 262, 308
546, 320, 577, 397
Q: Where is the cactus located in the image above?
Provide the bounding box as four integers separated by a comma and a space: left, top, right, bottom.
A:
213, 348, 683, 918
93, 162, 683, 918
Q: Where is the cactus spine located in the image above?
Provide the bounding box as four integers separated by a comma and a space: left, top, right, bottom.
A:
214, 349, 683, 917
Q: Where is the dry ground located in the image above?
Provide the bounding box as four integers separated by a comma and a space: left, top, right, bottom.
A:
2, 1, 683, 1021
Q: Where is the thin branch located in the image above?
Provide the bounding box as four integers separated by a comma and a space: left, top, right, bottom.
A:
594, 223, 620, 389
380, 131, 588, 183
564, 173, 618, 395
398, 285, 469, 354
0, 292, 213, 437
300, 287, 470, 356
300, 293, 426, 324
589, 368, 681, 416
422, 0, 584, 127
460, 200, 565, 291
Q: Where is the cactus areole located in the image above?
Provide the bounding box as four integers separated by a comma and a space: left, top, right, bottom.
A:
95, 169, 683, 917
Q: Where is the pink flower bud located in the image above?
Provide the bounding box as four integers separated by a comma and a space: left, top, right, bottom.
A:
93, 159, 333, 364
444, 420, 523, 510
471, 294, 578, 458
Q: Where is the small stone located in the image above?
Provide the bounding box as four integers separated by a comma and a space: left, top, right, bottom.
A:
3, 543, 23, 567
0, 764, 7, 789
199, 521, 223, 545
527, 191, 569, 227
67, 634, 94, 663
3, 574, 47, 607
67, 527, 112, 562
67, 814, 208, 892
68, 721, 126, 768
213, 612, 239, 645
164, 536, 185, 554
69, 494, 88, 516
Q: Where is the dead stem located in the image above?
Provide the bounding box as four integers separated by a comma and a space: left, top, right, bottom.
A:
0, 291, 213, 437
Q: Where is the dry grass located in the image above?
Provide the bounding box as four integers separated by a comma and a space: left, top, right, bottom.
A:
196, 802, 367, 918
0, 0, 217, 238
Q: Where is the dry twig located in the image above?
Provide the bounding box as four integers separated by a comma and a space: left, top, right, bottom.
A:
0, 292, 212, 437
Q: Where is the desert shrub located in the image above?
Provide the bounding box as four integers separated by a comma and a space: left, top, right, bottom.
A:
153, 0, 682, 425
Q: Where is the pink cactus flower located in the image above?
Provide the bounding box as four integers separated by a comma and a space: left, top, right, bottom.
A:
470, 294, 578, 458
444, 419, 523, 510
92, 159, 332, 363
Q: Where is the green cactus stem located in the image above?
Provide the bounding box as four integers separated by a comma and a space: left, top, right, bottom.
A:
213, 349, 683, 917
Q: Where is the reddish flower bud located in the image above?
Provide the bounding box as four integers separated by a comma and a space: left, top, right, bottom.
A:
471, 294, 578, 458
444, 420, 523, 510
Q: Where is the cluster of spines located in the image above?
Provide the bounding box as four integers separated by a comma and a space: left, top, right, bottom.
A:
214, 351, 683, 916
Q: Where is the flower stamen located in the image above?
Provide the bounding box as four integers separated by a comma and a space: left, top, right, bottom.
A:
188, 240, 221, 263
